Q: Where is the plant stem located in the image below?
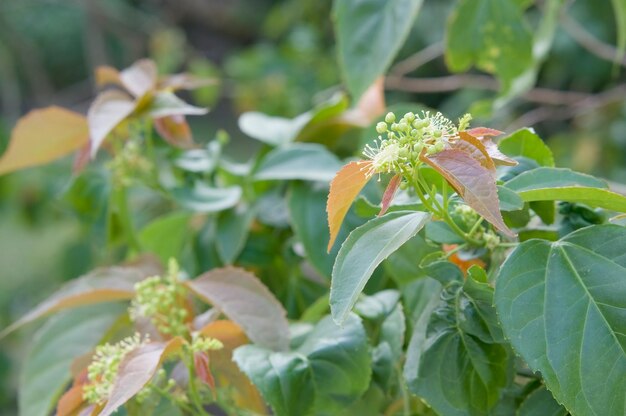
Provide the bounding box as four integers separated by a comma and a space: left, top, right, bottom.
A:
150, 383, 195, 414
112, 185, 142, 252
184, 353, 208, 415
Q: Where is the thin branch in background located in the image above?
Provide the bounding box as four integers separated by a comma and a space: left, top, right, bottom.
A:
561, 12, 626, 67
389, 42, 444, 77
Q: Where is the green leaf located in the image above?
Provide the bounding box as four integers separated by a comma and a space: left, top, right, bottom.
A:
406, 279, 513, 416
495, 225, 626, 415
446, 0, 533, 94
146, 91, 208, 118
425, 221, 465, 244
238, 111, 311, 146
216, 205, 255, 265
385, 234, 439, 284
254, 143, 342, 182
334, 0, 423, 100
171, 182, 241, 213
331, 211, 430, 324
233, 314, 371, 416
517, 386, 568, 416
19, 303, 126, 416
611, 0, 626, 67
498, 129, 554, 167
138, 212, 191, 264
497, 185, 524, 211
505, 167, 626, 212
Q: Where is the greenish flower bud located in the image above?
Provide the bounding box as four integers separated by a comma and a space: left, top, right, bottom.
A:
391, 123, 399, 131
410, 129, 418, 136
398, 122, 408, 131
433, 130, 443, 138
376, 122, 387, 134
404, 112, 415, 123
434, 141, 445, 152
385, 112, 396, 123
426, 145, 438, 155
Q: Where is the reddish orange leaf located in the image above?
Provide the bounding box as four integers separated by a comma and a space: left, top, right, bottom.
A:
194, 351, 216, 393
327, 161, 372, 251
99, 338, 184, 416
95, 66, 122, 88
88, 90, 136, 157
421, 149, 515, 237
153, 115, 194, 148
455, 132, 496, 175
465, 127, 503, 137
345, 76, 386, 125
56, 384, 86, 416
378, 174, 401, 216
443, 244, 487, 275
186, 267, 289, 351
464, 128, 517, 166
0, 107, 88, 175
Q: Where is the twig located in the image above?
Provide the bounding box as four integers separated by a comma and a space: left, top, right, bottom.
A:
561, 13, 626, 67
389, 42, 445, 76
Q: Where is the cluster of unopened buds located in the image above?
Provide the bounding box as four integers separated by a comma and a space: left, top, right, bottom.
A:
130, 259, 189, 337
83, 333, 150, 405
453, 204, 501, 250
106, 139, 154, 188
362, 110, 472, 179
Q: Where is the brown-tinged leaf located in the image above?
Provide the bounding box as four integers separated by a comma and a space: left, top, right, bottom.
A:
119, 59, 158, 98
344, 76, 386, 125
455, 132, 496, 175
327, 161, 372, 251
0, 107, 88, 175
379, 174, 401, 216
1, 258, 161, 337
72, 143, 92, 174
88, 90, 136, 157
159, 73, 218, 91
95, 66, 122, 88
153, 115, 194, 148
194, 352, 216, 391
199, 320, 267, 414
465, 128, 517, 166
186, 267, 289, 351
56, 384, 85, 416
98, 338, 184, 416
421, 149, 515, 237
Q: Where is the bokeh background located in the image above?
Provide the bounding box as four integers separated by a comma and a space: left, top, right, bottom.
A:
0, 0, 624, 413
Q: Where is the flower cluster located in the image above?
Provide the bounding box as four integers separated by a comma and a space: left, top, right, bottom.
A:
454, 204, 501, 250
190, 332, 224, 353
130, 259, 189, 337
106, 139, 153, 188
362, 111, 471, 178
83, 333, 150, 405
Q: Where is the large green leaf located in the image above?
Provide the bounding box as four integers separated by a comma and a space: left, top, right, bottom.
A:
216, 205, 255, 265
333, 0, 423, 100
405, 275, 513, 416
138, 212, 191, 264
238, 111, 311, 146
495, 225, 626, 416
170, 182, 241, 213
233, 314, 371, 416
330, 211, 430, 324
517, 386, 568, 416
446, 0, 532, 94
498, 129, 554, 167
254, 143, 342, 182
19, 303, 126, 416
505, 167, 626, 212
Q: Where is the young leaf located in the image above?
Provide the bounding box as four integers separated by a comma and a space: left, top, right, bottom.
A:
118, 58, 158, 98
0, 107, 88, 175
146, 91, 208, 118
233, 314, 370, 416
334, 0, 423, 100
421, 149, 515, 237
254, 143, 342, 182
170, 182, 242, 213
495, 225, 626, 416
186, 267, 290, 351
331, 211, 430, 324
327, 161, 372, 251
19, 303, 126, 416
99, 338, 185, 416
2, 259, 160, 337
464, 127, 517, 166
88, 90, 136, 157
153, 115, 194, 148
454, 132, 496, 174
378, 174, 402, 216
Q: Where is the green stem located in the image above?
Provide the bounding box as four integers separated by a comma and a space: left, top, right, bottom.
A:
150, 383, 195, 414
467, 217, 484, 237
112, 186, 142, 252
184, 353, 207, 415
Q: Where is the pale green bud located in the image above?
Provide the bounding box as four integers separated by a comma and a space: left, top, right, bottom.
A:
376, 122, 387, 134
385, 112, 396, 123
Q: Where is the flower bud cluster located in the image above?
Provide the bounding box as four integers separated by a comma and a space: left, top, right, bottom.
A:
364, 111, 470, 178
130, 259, 189, 337
83, 333, 150, 405
453, 204, 500, 250
107, 140, 153, 188
190, 332, 224, 353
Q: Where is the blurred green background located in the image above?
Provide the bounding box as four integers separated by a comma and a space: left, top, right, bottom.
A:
0, 0, 624, 414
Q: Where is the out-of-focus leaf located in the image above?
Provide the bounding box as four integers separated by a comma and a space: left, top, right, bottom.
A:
138, 212, 191, 264
498, 129, 554, 167
19, 303, 126, 416
331, 211, 430, 324
254, 143, 342, 182
611, 0, 626, 68
216, 205, 255, 265
327, 161, 372, 251
421, 149, 515, 237
0, 107, 88, 174
495, 225, 626, 415
378, 174, 401, 216
147, 92, 208, 118
88, 90, 136, 157
233, 314, 370, 416
238, 111, 311, 146
186, 267, 290, 351
64, 168, 111, 223
2, 259, 160, 337
334, 0, 423, 100
153, 115, 194, 148
119, 59, 158, 98
446, 0, 533, 96
171, 182, 241, 213
517, 386, 568, 416
95, 66, 122, 87
99, 338, 185, 416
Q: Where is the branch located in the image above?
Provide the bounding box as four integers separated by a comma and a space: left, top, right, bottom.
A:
389, 42, 444, 77
561, 13, 626, 67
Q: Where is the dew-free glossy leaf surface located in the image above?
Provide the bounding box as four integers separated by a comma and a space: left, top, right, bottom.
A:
331, 211, 430, 324
498, 129, 554, 167
327, 161, 372, 251
495, 225, 626, 416
0, 107, 88, 174
186, 267, 290, 351
254, 143, 342, 182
